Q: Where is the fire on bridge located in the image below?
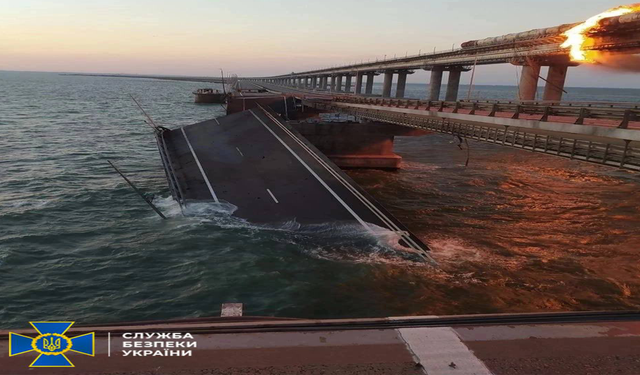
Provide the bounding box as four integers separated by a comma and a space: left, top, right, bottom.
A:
248, 4, 640, 103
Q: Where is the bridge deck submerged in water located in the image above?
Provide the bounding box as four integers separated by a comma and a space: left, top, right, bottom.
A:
156, 105, 432, 261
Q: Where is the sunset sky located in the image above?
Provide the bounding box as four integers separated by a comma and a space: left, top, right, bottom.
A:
2, 0, 640, 87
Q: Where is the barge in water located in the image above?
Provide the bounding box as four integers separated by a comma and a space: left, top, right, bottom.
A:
193, 88, 228, 104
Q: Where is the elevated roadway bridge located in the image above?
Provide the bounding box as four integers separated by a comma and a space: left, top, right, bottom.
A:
243, 80, 640, 172
248, 12, 640, 103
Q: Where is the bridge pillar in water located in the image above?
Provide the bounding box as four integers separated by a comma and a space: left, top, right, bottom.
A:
382, 70, 393, 98
519, 64, 541, 101
311, 76, 317, 89
292, 121, 428, 169
445, 68, 462, 101
355, 72, 364, 94
429, 68, 444, 101
395, 70, 408, 98
330, 76, 336, 92
336, 75, 343, 92
304, 77, 309, 88
543, 65, 568, 102
365, 73, 375, 94
344, 75, 352, 93
320, 76, 328, 90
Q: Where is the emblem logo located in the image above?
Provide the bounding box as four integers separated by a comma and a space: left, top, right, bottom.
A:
9, 321, 95, 367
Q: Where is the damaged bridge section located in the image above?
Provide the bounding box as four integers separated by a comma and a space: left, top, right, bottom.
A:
155, 106, 433, 261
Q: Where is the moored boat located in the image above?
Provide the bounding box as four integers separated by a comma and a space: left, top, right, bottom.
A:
193, 88, 228, 104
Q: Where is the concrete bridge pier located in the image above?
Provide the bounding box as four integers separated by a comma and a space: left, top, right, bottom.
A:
330, 75, 336, 92
292, 121, 429, 169
336, 75, 343, 92
382, 70, 394, 97
355, 72, 364, 94
519, 63, 541, 101
445, 68, 462, 101
543, 65, 568, 102
344, 75, 352, 93
395, 70, 408, 98
428, 68, 444, 101
365, 73, 375, 95
311, 76, 317, 89
304, 77, 309, 88
321, 76, 328, 90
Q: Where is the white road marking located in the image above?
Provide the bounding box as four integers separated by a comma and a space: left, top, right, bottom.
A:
249, 110, 372, 233
266, 189, 279, 203
398, 328, 493, 375
181, 127, 219, 203
236, 147, 244, 157
258, 107, 434, 261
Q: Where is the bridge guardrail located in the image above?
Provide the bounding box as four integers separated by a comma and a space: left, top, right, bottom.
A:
307, 100, 639, 172
334, 96, 640, 129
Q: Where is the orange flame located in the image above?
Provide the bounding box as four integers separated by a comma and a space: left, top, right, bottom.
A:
561, 4, 640, 62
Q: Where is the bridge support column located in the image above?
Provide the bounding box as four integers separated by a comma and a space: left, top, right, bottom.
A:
395, 70, 408, 98
320, 76, 327, 90
344, 75, 352, 93
336, 75, 343, 92
330, 76, 336, 92
355, 72, 364, 95
445, 68, 462, 101
304, 77, 309, 88
382, 70, 393, 97
365, 73, 375, 94
543, 65, 568, 102
292, 122, 428, 169
519, 64, 541, 101
429, 68, 443, 101
312, 76, 317, 89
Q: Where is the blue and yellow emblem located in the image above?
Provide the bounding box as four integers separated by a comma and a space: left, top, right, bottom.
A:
9, 321, 95, 367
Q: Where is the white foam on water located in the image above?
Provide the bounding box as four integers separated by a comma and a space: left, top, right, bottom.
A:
151, 195, 432, 265
294, 222, 432, 266
1, 199, 51, 210
428, 237, 483, 263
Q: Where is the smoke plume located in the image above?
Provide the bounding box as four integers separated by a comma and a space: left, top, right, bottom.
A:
593, 52, 640, 72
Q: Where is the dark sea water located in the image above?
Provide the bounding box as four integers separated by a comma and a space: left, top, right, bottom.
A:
1, 71, 639, 329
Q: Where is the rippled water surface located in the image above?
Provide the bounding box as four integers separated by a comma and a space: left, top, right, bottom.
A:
1, 71, 639, 328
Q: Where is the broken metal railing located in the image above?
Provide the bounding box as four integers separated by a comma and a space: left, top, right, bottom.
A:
155, 129, 186, 207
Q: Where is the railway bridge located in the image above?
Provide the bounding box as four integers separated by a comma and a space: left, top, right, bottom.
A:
233, 12, 640, 171
248, 12, 640, 102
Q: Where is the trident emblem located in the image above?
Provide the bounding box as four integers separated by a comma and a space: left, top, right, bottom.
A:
43, 337, 61, 352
